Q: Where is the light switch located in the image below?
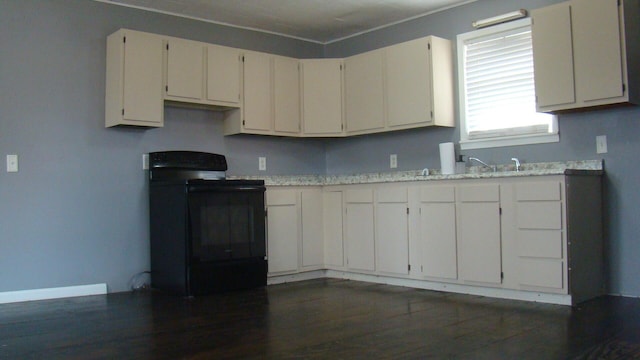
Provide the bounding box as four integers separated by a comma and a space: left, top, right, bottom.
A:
259, 157, 266, 171
7, 154, 18, 172
142, 154, 149, 170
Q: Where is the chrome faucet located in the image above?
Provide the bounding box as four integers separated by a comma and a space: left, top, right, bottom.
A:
511, 158, 521, 172
469, 157, 497, 172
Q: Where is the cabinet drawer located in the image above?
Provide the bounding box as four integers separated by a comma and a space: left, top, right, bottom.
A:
345, 189, 373, 203
516, 182, 561, 201
420, 186, 455, 203
518, 230, 563, 259
377, 187, 407, 203
266, 189, 297, 205
519, 258, 564, 289
517, 202, 562, 229
458, 184, 499, 202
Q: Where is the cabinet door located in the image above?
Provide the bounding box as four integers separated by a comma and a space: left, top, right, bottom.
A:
457, 184, 502, 284
266, 190, 299, 274
166, 39, 204, 101
301, 189, 323, 268
532, 2, 575, 109
572, 0, 624, 103
345, 189, 375, 272
273, 56, 300, 135
344, 50, 385, 134
376, 188, 409, 276
323, 191, 344, 268
243, 51, 273, 132
300, 59, 344, 136
418, 186, 457, 280
207, 45, 241, 104
385, 38, 432, 128
115, 31, 163, 126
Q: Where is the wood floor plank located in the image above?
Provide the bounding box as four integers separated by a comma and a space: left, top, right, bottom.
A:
1, 279, 639, 359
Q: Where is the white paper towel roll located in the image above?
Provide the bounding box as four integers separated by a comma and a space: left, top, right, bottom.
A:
439, 142, 456, 175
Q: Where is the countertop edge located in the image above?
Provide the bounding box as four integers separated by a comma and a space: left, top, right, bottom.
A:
229, 160, 603, 187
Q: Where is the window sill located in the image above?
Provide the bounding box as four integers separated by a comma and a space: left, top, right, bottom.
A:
460, 133, 559, 150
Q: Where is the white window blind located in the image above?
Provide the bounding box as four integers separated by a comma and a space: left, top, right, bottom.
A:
458, 19, 557, 149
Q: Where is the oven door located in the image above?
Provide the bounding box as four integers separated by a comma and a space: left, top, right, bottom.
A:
187, 183, 266, 263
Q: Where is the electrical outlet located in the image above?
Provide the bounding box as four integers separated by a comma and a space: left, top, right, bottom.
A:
6, 154, 18, 173
259, 157, 266, 171
596, 135, 608, 154
142, 154, 149, 170
390, 154, 398, 169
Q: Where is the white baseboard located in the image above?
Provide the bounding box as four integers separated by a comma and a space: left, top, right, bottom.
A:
268, 270, 326, 285
267, 270, 573, 305
0, 283, 108, 304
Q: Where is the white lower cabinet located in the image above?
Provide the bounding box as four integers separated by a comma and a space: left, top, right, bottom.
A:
375, 187, 409, 276
416, 185, 458, 280
345, 189, 376, 272
323, 191, 344, 268
267, 174, 602, 305
266, 187, 324, 275
266, 189, 299, 274
457, 184, 503, 285
300, 189, 324, 269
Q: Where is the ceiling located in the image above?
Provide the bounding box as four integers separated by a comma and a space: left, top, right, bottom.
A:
100, 0, 475, 44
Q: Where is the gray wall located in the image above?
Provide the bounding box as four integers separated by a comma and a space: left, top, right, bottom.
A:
0, 0, 325, 293
325, 0, 640, 296
1, 0, 638, 297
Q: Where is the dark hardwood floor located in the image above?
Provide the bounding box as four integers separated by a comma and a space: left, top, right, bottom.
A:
1, 279, 639, 359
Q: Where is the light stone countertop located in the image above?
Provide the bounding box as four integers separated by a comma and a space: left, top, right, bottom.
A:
229, 160, 603, 186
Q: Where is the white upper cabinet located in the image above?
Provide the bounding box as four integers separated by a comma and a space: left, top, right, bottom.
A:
344, 36, 454, 135
105, 29, 164, 127
531, 2, 575, 108
206, 44, 241, 105
241, 51, 273, 133
532, 0, 640, 112
105, 29, 455, 135
165, 39, 204, 101
344, 49, 385, 135
273, 55, 301, 135
300, 59, 344, 136
385, 36, 454, 129
225, 52, 301, 136
164, 39, 242, 107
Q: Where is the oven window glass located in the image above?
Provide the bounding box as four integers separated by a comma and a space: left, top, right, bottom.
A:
188, 190, 265, 262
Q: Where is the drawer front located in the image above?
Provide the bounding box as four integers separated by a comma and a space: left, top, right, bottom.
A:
345, 188, 374, 203
518, 230, 563, 259
458, 184, 499, 202
266, 189, 297, 205
516, 182, 561, 201
519, 258, 564, 290
420, 186, 455, 203
377, 187, 408, 203
517, 202, 562, 229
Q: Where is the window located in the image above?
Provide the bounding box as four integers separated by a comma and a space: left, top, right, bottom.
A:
457, 18, 558, 150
